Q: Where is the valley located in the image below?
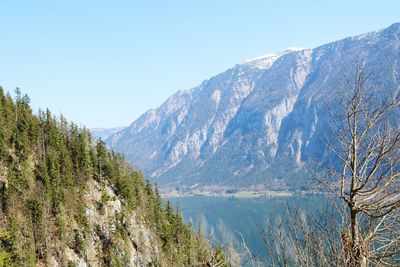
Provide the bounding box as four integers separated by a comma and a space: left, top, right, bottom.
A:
1, 3, 399, 264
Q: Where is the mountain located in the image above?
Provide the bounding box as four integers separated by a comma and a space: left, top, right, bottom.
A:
0, 90, 227, 266
108, 23, 400, 191
90, 127, 126, 141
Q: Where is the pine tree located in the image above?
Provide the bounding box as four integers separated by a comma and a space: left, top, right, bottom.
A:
0, 89, 229, 266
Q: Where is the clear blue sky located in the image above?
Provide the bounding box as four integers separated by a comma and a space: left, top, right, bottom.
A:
1, 1, 399, 128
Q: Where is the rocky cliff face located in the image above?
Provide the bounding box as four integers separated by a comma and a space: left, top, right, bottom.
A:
108, 23, 400, 189
48, 179, 160, 267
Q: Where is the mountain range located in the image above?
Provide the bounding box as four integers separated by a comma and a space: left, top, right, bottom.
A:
90, 127, 126, 141
106, 23, 400, 191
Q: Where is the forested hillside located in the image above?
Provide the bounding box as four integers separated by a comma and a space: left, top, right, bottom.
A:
0, 88, 227, 266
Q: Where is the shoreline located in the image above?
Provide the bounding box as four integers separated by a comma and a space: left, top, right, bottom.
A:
161, 189, 325, 199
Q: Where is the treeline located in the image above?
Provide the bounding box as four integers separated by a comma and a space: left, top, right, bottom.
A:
0, 88, 228, 266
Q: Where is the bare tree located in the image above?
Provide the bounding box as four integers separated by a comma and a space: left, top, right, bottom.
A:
258, 202, 345, 267
261, 66, 400, 266
327, 66, 400, 266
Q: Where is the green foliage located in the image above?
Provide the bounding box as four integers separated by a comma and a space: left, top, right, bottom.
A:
0, 88, 228, 266
0, 231, 13, 267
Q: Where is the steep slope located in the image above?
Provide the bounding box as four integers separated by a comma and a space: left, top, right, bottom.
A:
0, 90, 227, 266
108, 23, 400, 190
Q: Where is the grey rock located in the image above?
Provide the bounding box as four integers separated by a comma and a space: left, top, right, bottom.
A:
108, 23, 400, 189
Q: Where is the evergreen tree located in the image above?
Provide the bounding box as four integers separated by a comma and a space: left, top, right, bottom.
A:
0, 89, 229, 266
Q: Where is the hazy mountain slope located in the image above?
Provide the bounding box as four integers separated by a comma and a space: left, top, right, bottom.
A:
90, 127, 126, 141
108, 23, 400, 190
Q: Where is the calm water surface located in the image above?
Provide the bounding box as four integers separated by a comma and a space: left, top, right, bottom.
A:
169, 195, 329, 262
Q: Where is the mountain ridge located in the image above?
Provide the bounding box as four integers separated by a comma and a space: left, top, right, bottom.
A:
108, 22, 400, 191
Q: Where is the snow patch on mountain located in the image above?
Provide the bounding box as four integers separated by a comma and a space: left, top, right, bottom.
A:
242, 47, 305, 69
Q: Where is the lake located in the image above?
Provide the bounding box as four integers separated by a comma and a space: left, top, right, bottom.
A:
169, 195, 330, 264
